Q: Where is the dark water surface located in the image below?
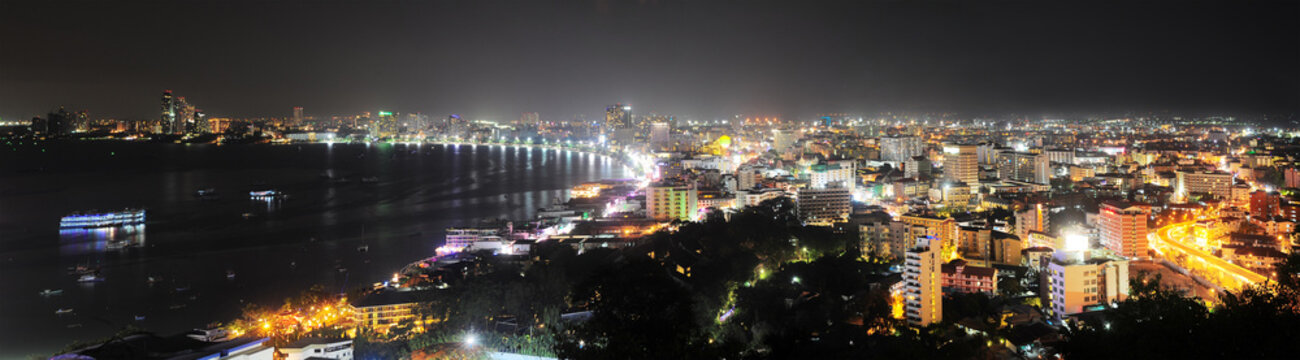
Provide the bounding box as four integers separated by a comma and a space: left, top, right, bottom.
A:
0, 142, 626, 358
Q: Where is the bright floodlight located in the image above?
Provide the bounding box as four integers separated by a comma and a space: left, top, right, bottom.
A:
465, 333, 478, 346
1065, 233, 1089, 252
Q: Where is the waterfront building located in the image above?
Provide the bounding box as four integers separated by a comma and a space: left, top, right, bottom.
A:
161, 90, 176, 134
905, 237, 943, 327
1099, 201, 1149, 258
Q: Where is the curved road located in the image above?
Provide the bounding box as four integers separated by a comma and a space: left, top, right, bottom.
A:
1149, 221, 1268, 290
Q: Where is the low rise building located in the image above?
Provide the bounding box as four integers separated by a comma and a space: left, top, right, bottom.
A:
941, 259, 998, 294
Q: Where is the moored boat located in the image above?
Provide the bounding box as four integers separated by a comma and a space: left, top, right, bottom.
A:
60, 209, 146, 229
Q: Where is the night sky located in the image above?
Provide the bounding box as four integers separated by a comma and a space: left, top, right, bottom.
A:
1, 0, 1297, 121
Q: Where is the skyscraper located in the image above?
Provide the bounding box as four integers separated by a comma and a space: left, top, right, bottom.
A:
160, 90, 175, 134
650, 122, 670, 148
293, 107, 304, 125
605, 103, 631, 129
943, 143, 979, 188
175, 96, 194, 134
605, 104, 633, 145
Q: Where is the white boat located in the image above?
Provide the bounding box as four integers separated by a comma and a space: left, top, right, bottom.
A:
249, 190, 285, 201
40, 289, 63, 296
55, 308, 74, 315
78, 274, 103, 282
60, 209, 146, 229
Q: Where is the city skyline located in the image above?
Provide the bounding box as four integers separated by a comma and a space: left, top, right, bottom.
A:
3, 1, 1300, 359
2, 0, 1297, 122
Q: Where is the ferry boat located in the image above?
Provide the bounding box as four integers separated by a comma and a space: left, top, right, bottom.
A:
39, 289, 63, 296
59, 209, 146, 229
78, 274, 103, 282
249, 190, 285, 201
55, 308, 74, 315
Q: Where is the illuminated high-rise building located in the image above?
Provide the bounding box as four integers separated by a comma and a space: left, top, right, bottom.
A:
647, 181, 698, 222
605, 103, 631, 129
175, 97, 194, 134
943, 143, 979, 188
905, 236, 943, 327
1043, 250, 1129, 320
1015, 203, 1051, 242
160, 90, 176, 134
293, 107, 304, 125
998, 151, 1051, 184
650, 122, 670, 148
1099, 201, 1149, 258
519, 112, 539, 126
372, 111, 398, 139
881, 136, 924, 164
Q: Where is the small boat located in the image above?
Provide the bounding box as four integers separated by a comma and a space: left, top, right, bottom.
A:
360, 177, 379, 184
147, 276, 163, 284
67, 265, 97, 275
226, 270, 236, 280
55, 308, 74, 315
169, 304, 187, 310
40, 289, 63, 296
336, 266, 348, 273
134, 315, 146, 321
175, 285, 191, 292
357, 245, 369, 252
67, 323, 83, 328
195, 188, 217, 197
78, 274, 103, 282
241, 213, 256, 219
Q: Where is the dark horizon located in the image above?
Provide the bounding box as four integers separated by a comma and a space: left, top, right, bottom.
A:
2, 0, 1297, 122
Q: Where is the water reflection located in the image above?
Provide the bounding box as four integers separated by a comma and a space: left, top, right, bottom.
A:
58, 224, 146, 256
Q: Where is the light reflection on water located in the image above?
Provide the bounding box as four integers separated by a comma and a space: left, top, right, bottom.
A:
58, 224, 146, 256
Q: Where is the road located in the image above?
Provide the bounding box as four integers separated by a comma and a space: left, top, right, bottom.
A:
1148, 221, 1268, 291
